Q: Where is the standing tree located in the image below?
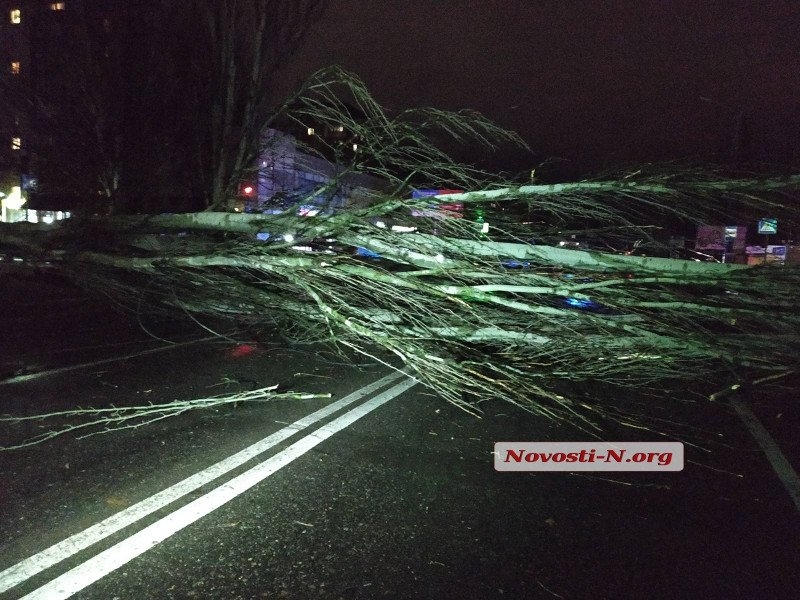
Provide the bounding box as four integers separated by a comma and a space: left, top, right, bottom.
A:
174, 0, 327, 210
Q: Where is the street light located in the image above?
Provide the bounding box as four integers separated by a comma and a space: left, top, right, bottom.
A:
0, 187, 26, 223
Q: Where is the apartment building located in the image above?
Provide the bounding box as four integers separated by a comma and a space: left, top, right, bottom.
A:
0, 1, 73, 221
0, 1, 117, 222
1, 3, 28, 220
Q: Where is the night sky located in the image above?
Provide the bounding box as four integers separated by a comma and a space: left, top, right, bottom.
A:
274, 0, 800, 178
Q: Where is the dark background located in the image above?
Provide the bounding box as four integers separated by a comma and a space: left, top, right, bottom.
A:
273, 0, 800, 178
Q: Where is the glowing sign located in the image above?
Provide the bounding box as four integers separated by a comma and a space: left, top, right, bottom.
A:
410, 188, 464, 219
758, 218, 778, 235
411, 189, 463, 198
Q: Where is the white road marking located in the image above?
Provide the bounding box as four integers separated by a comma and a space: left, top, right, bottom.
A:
0, 370, 406, 595
19, 376, 418, 600
731, 395, 800, 512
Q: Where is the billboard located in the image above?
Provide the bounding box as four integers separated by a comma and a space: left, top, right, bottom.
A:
757, 218, 778, 234
767, 245, 787, 264
745, 245, 787, 265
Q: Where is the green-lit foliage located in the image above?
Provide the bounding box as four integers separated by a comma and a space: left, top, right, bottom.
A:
3, 67, 800, 438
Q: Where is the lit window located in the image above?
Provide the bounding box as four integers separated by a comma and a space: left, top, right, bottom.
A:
10, 9, 21, 23
306, 127, 315, 136
50, 2, 65, 10
11, 61, 21, 75
12, 137, 21, 151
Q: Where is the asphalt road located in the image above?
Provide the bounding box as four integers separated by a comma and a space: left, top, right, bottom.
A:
1, 271, 799, 599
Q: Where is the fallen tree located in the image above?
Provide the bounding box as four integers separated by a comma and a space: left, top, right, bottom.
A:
2, 68, 800, 441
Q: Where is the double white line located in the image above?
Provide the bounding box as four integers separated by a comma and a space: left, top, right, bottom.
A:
1, 371, 416, 599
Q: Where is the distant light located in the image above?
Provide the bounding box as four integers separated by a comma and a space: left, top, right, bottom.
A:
291, 245, 314, 253
10, 9, 21, 24
229, 344, 257, 358
390, 225, 417, 233
355, 247, 382, 258
283, 233, 295, 243
256, 232, 271, 241
49, 2, 65, 10
375, 220, 386, 228
11, 137, 21, 151
352, 143, 358, 151
242, 185, 254, 195
10, 61, 20, 75
41, 213, 55, 224
4, 186, 25, 209
307, 127, 315, 136
334, 125, 344, 132
500, 259, 531, 269
564, 297, 598, 310
480, 222, 489, 234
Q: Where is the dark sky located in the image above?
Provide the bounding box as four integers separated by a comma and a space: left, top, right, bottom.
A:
274, 0, 800, 178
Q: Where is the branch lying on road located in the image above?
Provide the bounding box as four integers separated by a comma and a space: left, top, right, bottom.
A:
0, 387, 330, 450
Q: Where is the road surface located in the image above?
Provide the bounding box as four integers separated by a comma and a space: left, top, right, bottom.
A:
1, 272, 798, 599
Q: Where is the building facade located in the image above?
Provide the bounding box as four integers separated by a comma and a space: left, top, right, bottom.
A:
246, 126, 388, 216
0, 0, 120, 222
0, 2, 29, 221
0, 1, 76, 222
